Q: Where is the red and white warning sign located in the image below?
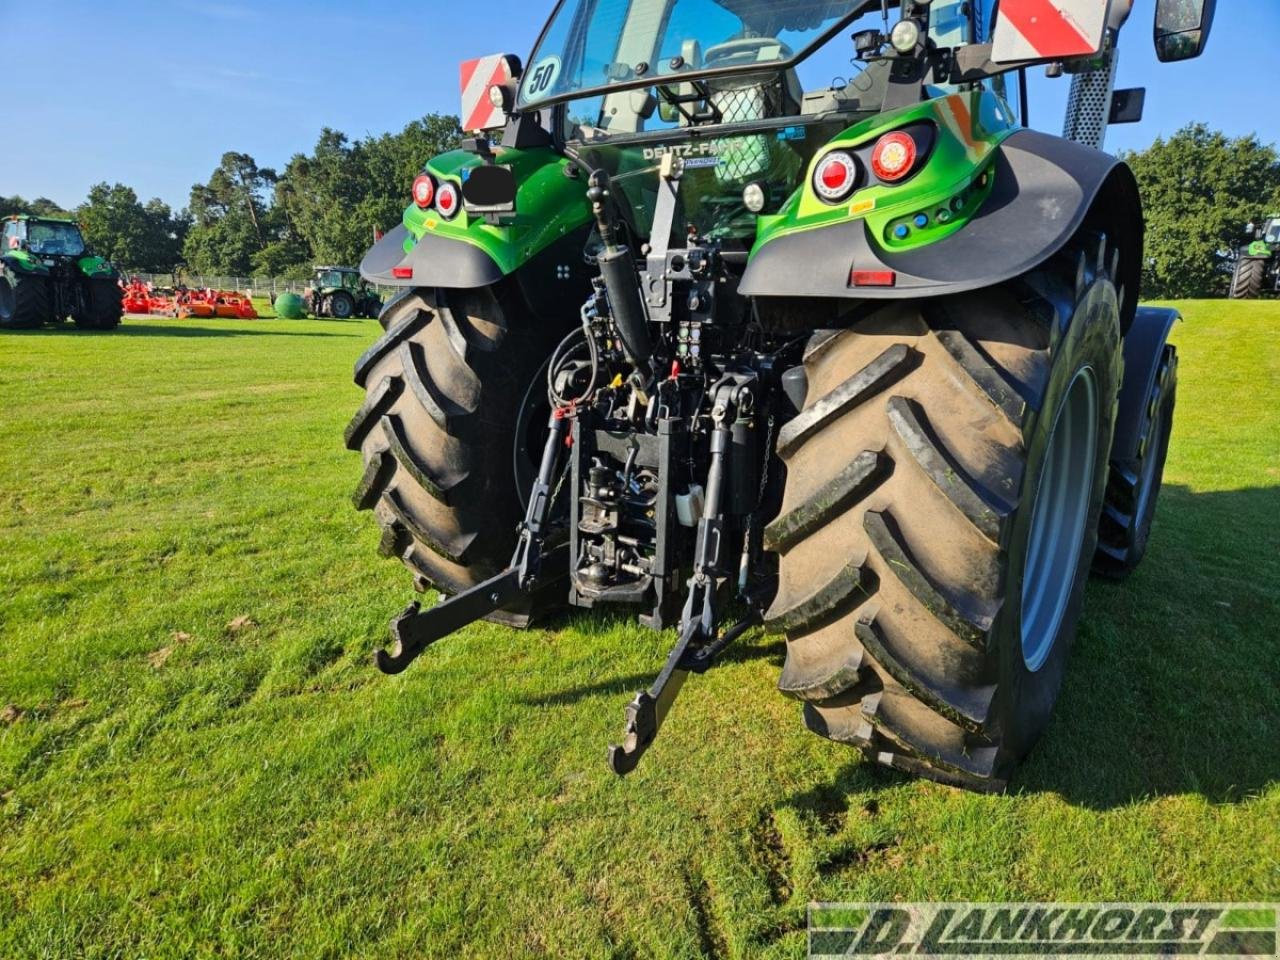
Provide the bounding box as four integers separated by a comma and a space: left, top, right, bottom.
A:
460, 54, 517, 133
992, 0, 1111, 63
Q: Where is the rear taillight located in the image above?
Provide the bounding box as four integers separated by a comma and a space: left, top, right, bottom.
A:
435, 182, 461, 220
812, 151, 860, 203
412, 174, 435, 209
871, 131, 918, 182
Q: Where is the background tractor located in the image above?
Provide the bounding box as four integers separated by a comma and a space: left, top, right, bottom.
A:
1230, 215, 1280, 299
0, 215, 123, 330
307, 266, 382, 319
347, 0, 1213, 791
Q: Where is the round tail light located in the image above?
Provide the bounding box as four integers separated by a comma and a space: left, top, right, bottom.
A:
435, 181, 461, 220
412, 174, 435, 209
871, 131, 918, 182
813, 151, 860, 203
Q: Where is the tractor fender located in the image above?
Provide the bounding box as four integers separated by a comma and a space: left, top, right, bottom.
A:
360, 223, 504, 289
740, 129, 1143, 324
1110, 306, 1180, 468
2, 254, 49, 277
76, 256, 117, 280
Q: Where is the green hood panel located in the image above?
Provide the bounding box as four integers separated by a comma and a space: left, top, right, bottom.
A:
2, 251, 114, 279
399, 147, 593, 275
386, 89, 1016, 286
752, 90, 1018, 260
2, 249, 49, 276
78, 255, 116, 279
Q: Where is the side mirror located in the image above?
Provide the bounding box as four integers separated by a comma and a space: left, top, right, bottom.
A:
1154, 0, 1215, 62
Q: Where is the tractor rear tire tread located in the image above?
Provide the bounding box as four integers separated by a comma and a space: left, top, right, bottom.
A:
75, 279, 124, 330
771, 236, 1121, 790
350, 285, 570, 614
0, 272, 51, 329
1230, 257, 1265, 300
1094, 345, 1178, 579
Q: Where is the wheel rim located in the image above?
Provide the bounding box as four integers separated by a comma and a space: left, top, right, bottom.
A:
1021, 367, 1099, 672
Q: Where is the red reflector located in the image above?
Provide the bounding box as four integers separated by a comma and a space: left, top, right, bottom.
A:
392, 267, 414, 279
851, 269, 896, 287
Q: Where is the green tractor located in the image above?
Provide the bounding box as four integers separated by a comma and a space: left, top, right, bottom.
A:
0, 215, 123, 330
307, 266, 383, 319
348, 0, 1214, 790
1230, 215, 1280, 299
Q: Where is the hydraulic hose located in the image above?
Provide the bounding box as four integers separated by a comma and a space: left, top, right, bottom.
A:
587, 170, 653, 376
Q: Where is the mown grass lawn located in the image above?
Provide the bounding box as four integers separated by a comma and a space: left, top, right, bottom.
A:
1, 303, 1277, 959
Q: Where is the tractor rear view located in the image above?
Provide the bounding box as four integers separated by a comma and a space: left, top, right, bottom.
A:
1230, 215, 1280, 299
346, 0, 1213, 791
309, 267, 382, 319
0, 215, 123, 330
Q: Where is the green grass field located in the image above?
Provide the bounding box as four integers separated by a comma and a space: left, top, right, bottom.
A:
1, 303, 1277, 959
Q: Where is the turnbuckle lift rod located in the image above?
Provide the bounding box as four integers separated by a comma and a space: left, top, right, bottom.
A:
373, 410, 570, 675
607, 380, 756, 775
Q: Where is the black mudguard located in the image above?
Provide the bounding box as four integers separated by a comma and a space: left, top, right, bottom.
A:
1111, 306, 1180, 468
360, 223, 504, 289
740, 129, 1142, 325
1, 255, 49, 277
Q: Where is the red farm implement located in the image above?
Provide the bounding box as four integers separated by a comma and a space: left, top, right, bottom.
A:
175, 288, 258, 319
119, 278, 257, 319
120, 278, 178, 316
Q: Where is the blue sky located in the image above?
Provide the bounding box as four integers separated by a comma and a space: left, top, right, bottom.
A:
3, 0, 1275, 211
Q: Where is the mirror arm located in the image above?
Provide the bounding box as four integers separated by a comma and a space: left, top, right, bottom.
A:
950, 43, 1060, 83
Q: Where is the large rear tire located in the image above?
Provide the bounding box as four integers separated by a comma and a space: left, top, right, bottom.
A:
1094, 345, 1177, 579
74, 279, 123, 330
330, 291, 356, 320
0, 271, 51, 329
1230, 257, 1265, 300
346, 286, 569, 624
765, 238, 1123, 791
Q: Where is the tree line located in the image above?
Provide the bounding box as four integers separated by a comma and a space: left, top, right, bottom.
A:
4, 120, 1277, 296
3, 112, 461, 280
1122, 124, 1280, 299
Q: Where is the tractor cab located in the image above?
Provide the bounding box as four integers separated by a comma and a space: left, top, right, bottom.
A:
512, 0, 975, 247
1257, 217, 1280, 249
314, 266, 364, 293
5, 215, 88, 262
